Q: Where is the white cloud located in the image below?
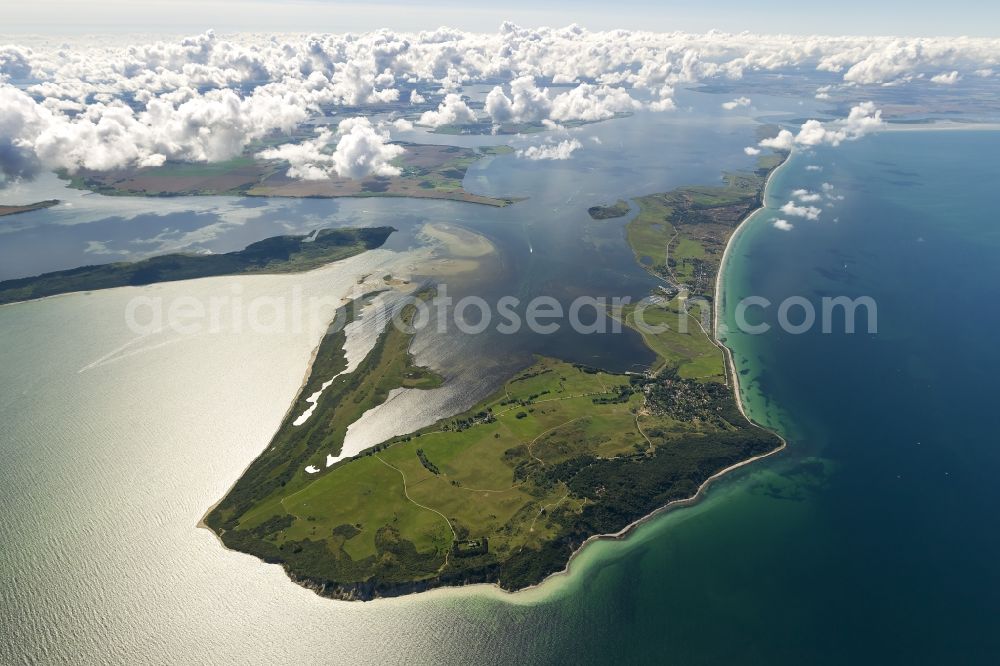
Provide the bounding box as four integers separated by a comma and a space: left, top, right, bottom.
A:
485, 77, 643, 125
744, 146, 761, 156
792, 188, 822, 202
773, 219, 794, 231
417, 93, 477, 127
256, 117, 404, 180
759, 102, 883, 153
0, 46, 34, 80
0, 80, 308, 177
722, 96, 751, 110
516, 138, 582, 161
759, 129, 796, 151
3, 27, 1000, 179
550, 83, 642, 121
930, 70, 960, 84
485, 76, 551, 123
780, 201, 822, 220
648, 88, 677, 112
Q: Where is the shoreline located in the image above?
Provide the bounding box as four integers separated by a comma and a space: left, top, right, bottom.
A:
882, 121, 1000, 133
243, 189, 519, 208
470, 148, 794, 603
201, 149, 794, 605
194, 267, 429, 535
713, 150, 793, 426
451, 149, 793, 604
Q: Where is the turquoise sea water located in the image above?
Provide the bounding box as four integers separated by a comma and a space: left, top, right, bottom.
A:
3, 122, 999, 663
468, 129, 1000, 663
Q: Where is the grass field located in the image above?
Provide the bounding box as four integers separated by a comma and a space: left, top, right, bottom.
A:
208, 294, 444, 534
209, 335, 776, 597
204, 151, 787, 599
619, 297, 726, 381
626, 152, 787, 300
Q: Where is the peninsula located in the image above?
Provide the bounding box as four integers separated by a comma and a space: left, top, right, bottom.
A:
0, 226, 394, 305
62, 144, 517, 207
0, 200, 59, 217
202, 152, 788, 600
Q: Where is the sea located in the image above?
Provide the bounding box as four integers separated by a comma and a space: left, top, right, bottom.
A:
2, 89, 999, 663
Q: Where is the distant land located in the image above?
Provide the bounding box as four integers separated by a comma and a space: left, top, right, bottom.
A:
429, 114, 631, 136
61, 144, 518, 207
0, 200, 59, 217
0, 226, 394, 305
202, 152, 788, 601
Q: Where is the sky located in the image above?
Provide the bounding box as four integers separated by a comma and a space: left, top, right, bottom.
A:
1, 0, 998, 37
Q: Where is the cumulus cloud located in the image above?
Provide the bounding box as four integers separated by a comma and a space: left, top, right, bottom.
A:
417, 93, 477, 127
485, 76, 551, 123
485, 77, 643, 125
550, 83, 642, 121
744, 146, 761, 156
647, 92, 677, 112
792, 188, 822, 202
759, 130, 796, 151
759, 102, 884, 151
257, 117, 404, 180
2, 27, 999, 179
773, 219, 794, 231
930, 70, 961, 84
722, 96, 751, 110
0, 46, 33, 80
516, 138, 582, 161
0, 81, 307, 177
780, 201, 822, 220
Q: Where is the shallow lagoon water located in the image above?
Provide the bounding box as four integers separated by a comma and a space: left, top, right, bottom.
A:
6, 99, 996, 662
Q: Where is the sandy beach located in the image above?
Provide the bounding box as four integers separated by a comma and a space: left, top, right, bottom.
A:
299, 152, 793, 604
197, 154, 791, 604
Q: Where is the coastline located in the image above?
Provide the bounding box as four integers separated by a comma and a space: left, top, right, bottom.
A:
460, 149, 793, 604
882, 121, 1000, 132
244, 190, 520, 208
195, 340, 324, 535
200, 149, 793, 605
713, 150, 793, 425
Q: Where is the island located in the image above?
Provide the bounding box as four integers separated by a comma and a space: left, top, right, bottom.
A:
62, 144, 517, 207
0, 199, 59, 217
0, 226, 394, 305
587, 199, 630, 220
202, 151, 788, 600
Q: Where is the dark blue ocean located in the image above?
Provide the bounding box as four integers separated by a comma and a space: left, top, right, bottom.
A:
470, 129, 1000, 663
